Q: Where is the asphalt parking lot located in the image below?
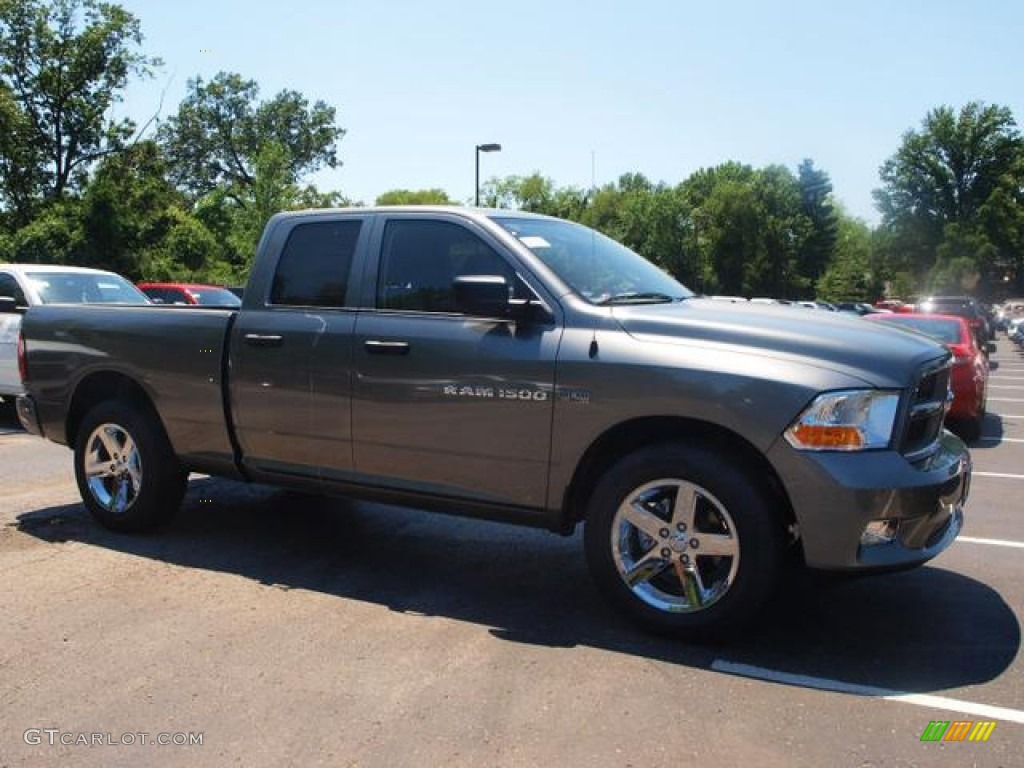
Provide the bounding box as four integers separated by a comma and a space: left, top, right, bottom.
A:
1, 340, 1022, 767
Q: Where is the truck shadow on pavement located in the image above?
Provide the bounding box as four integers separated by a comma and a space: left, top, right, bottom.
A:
17, 475, 1019, 698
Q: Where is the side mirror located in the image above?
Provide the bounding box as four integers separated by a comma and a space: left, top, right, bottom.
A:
454, 275, 513, 319
0, 296, 23, 314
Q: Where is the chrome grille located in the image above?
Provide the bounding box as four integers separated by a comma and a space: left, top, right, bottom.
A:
900, 358, 952, 460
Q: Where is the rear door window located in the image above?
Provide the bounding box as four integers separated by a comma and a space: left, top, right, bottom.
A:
270, 219, 364, 307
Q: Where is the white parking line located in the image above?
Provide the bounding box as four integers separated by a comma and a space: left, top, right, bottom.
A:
995, 414, 1024, 419
988, 397, 1024, 402
958, 536, 1024, 549
711, 660, 1024, 723
974, 471, 1024, 480
978, 437, 1024, 444
989, 385, 1024, 390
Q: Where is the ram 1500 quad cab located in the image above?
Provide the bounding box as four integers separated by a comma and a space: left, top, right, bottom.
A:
11, 207, 971, 639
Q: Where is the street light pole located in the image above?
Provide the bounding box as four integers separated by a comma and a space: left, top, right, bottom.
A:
475, 143, 501, 206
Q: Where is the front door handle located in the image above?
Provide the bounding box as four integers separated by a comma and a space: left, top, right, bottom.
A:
243, 333, 284, 348
364, 340, 410, 356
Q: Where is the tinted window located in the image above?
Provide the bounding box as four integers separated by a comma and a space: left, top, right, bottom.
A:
378, 220, 520, 313
270, 220, 362, 307
0, 274, 28, 306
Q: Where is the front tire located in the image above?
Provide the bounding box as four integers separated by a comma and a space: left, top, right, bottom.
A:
74, 401, 187, 532
584, 443, 786, 641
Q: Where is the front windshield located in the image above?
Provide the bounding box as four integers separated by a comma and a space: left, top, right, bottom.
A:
491, 216, 692, 305
28, 272, 150, 304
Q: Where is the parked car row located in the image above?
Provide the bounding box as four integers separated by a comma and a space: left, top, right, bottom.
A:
996, 297, 1024, 332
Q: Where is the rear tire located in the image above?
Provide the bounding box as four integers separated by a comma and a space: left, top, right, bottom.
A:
73, 401, 187, 532
584, 443, 786, 641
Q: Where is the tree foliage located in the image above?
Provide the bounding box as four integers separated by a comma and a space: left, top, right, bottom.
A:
0, 0, 159, 225
816, 212, 881, 301
679, 163, 817, 297
375, 188, 452, 205
158, 72, 343, 206
874, 102, 1024, 294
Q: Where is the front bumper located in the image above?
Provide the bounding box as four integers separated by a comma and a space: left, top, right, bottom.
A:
768, 430, 970, 570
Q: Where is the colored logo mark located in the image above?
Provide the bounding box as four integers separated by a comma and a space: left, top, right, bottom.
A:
920, 720, 996, 742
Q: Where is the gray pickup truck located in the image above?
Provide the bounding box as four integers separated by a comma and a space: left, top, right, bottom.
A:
11, 207, 971, 639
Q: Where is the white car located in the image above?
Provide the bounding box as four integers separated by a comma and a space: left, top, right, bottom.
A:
0, 264, 150, 400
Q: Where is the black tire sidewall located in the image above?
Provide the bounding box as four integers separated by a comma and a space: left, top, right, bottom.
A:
73, 401, 185, 532
584, 443, 784, 640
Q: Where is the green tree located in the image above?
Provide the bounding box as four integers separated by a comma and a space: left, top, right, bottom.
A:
874, 102, 1024, 294
0, 0, 159, 226
141, 206, 222, 281
680, 163, 813, 297
76, 140, 185, 278
816, 212, 879, 301
479, 173, 589, 219
8, 198, 83, 262
375, 188, 452, 205
797, 158, 839, 284
158, 72, 343, 206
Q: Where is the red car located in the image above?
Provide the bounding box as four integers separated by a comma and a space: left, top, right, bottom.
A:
137, 282, 241, 307
872, 299, 914, 313
865, 313, 989, 439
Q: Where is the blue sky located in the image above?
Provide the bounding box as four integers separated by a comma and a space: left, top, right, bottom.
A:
115, 0, 1024, 224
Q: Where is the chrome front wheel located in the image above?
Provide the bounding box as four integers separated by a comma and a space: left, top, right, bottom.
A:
611, 479, 740, 614
584, 442, 785, 640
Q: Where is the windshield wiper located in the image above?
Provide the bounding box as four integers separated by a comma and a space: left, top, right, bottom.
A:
597, 292, 682, 306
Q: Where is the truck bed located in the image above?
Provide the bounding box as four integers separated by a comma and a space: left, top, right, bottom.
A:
21, 304, 239, 476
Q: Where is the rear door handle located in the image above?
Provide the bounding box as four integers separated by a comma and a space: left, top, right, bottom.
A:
364, 340, 410, 356
243, 333, 284, 348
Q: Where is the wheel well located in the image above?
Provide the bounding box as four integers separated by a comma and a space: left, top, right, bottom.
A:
66, 372, 160, 447
562, 416, 797, 537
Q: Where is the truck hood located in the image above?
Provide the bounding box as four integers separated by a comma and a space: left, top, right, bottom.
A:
612, 299, 949, 388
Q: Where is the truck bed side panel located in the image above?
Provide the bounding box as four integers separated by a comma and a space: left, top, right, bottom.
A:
23, 305, 237, 471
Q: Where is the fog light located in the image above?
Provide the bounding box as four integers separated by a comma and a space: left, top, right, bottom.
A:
861, 519, 899, 547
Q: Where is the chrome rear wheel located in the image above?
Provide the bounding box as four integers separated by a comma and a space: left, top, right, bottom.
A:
74, 401, 187, 532
83, 423, 143, 514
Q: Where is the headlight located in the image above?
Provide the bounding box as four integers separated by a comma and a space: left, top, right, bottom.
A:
784, 389, 900, 451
